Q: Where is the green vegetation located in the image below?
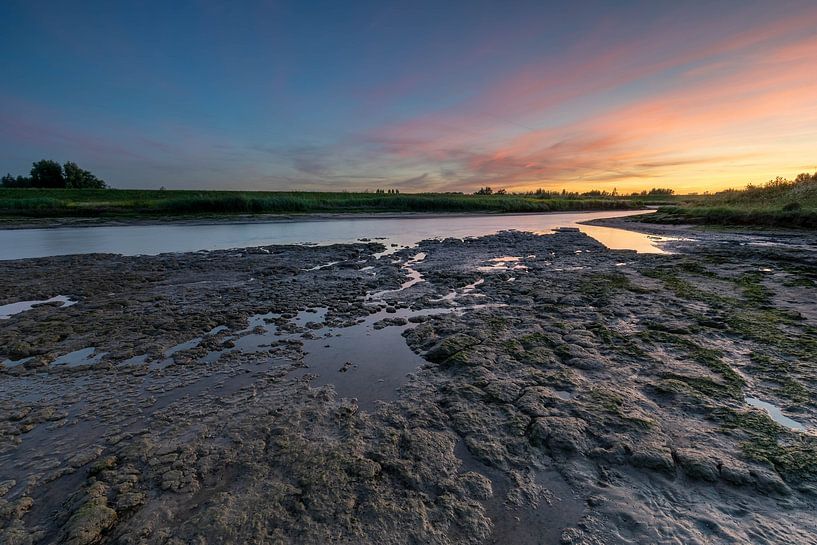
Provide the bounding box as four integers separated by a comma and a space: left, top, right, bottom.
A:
644, 172, 817, 228
643, 267, 729, 304
642, 260, 816, 406
0, 188, 642, 218
578, 272, 649, 305
716, 407, 817, 481
587, 387, 654, 428
639, 330, 745, 398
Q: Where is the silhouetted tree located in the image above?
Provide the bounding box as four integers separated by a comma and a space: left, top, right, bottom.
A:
1, 160, 108, 189
1, 174, 32, 188
475, 186, 493, 195
30, 160, 65, 188
64, 161, 107, 189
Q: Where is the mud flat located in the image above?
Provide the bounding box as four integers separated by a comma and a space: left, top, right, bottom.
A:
1, 224, 816, 544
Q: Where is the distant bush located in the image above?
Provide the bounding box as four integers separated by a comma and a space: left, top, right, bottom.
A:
0, 174, 32, 188
707, 172, 817, 207
1, 160, 107, 189
646, 172, 817, 228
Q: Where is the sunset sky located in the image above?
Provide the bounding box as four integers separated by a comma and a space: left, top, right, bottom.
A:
1, 0, 816, 193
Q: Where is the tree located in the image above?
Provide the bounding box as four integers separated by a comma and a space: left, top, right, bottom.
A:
1, 160, 108, 189
475, 186, 493, 195
1, 174, 32, 188
495, 188, 507, 195
30, 160, 65, 188
64, 161, 107, 189
62, 161, 105, 189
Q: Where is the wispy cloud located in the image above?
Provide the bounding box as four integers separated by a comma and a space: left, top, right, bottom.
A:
360, 5, 817, 191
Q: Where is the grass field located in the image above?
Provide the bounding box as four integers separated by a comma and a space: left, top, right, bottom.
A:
644, 173, 817, 228
0, 188, 648, 218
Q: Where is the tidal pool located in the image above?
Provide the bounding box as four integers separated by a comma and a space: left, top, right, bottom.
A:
0, 295, 76, 319
745, 397, 806, 431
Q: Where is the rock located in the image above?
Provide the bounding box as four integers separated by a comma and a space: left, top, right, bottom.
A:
673, 449, 719, 482
457, 472, 493, 500
425, 334, 481, 363
630, 448, 675, 474
530, 417, 589, 454
565, 357, 605, 370
62, 484, 117, 545
750, 469, 790, 496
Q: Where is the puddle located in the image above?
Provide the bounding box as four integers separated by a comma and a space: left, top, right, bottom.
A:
0, 295, 76, 320
164, 338, 202, 357
1, 356, 33, 368
244, 311, 281, 331
745, 397, 806, 431
303, 261, 341, 271
553, 389, 573, 400
148, 337, 204, 369
430, 278, 486, 304
288, 305, 503, 410
209, 308, 328, 355
464, 278, 485, 291
478, 256, 528, 273
368, 252, 427, 300
293, 307, 328, 327
119, 354, 148, 367
52, 347, 106, 368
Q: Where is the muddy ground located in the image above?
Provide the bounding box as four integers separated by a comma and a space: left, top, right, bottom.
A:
1, 224, 816, 544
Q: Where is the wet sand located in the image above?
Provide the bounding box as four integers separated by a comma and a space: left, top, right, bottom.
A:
1, 223, 816, 544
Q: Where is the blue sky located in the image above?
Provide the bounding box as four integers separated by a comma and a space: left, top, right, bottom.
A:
2, 1, 816, 192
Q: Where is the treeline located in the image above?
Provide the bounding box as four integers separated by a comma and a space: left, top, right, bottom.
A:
523, 187, 675, 198
2, 160, 107, 189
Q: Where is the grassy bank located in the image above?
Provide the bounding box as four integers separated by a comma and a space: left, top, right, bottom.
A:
644, 173, 817, 228
0, 188, 644, 218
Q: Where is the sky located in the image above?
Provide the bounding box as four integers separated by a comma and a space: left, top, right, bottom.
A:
1, 0, 816, 193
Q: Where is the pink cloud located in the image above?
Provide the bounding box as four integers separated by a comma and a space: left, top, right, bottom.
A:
362, 5, 817, 192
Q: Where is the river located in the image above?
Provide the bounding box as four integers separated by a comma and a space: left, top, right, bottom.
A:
0, 209, 665, 260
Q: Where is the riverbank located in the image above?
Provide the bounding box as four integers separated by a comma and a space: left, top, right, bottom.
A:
1, 224, 815, 544
0, 188, 646, 221
633, 173, 817, 229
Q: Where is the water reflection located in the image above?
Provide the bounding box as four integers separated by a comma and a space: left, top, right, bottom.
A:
0, 210, 662, 260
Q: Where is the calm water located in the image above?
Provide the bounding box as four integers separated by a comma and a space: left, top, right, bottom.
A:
0, 210, 665, 260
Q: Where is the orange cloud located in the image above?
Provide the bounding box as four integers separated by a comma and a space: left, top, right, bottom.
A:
366, 6, 817, 193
